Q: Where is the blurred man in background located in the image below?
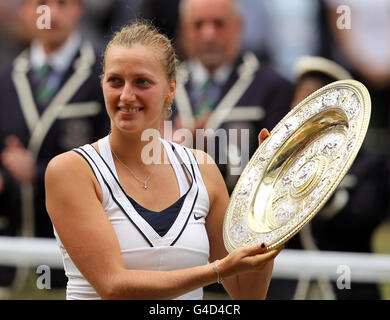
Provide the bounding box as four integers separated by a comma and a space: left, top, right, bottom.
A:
172, 0, 293, 195
0, 0, 108, 297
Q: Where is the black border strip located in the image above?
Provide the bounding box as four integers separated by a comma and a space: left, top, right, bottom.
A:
93, 141, 198, 246
75, 147, 154, 247
167, 140, 194, 185
169, 144, 200, 246
170, 188, 199, 247
73, 148, 100, 182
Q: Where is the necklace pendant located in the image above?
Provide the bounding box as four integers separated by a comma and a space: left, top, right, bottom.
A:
143, 184, 148, 190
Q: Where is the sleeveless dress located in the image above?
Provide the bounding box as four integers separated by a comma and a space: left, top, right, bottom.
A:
53, 136, 211, 300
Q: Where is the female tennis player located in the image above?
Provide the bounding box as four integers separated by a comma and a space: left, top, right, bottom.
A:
45, 21, 280, 300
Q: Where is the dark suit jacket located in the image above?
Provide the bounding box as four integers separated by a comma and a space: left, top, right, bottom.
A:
173, 52, 294, 193
0, 40, 109, 240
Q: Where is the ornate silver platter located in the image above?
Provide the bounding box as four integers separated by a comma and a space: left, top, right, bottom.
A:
223, 80, 371, 252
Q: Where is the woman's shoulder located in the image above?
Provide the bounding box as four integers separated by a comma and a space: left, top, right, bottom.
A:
46, 152, 78, 176
46, 145, 98, 179
188, 147, 224, 187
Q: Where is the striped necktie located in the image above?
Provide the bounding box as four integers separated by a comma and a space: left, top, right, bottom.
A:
193, 78, 221, 117
33, 64, 57, 110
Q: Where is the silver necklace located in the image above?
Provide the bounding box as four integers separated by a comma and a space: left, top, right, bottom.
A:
111, 148, 156, 190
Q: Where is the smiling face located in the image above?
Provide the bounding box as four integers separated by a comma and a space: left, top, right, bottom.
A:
102, 44, 176, 135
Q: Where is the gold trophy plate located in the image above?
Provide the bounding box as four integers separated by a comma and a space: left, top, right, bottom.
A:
223, 80, 371, 252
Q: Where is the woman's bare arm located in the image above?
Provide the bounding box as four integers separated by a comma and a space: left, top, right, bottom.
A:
45, 149, 278, 300
194, 148, 281, 300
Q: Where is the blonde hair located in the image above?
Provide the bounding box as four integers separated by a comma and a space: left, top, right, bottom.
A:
102, 20, 178, 81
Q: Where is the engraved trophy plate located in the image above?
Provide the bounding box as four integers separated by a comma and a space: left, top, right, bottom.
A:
223, 80, 371, 252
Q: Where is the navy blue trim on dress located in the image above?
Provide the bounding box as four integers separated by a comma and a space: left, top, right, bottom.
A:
128, 194, 186, 237
167, 141, 195, 183
72, 148, 99, 182
94, 142, 194, 199
188, 148, 202, 172
183, 148, 197, 183
170, 188, 199, 247
91, 141, 199, 246
73, 147, 154, 247
168, 143, 200, 246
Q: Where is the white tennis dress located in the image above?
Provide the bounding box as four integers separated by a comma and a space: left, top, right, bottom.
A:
53, 136, 210, 300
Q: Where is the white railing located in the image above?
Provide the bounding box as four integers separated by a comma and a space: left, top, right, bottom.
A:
0, 236, 390, 283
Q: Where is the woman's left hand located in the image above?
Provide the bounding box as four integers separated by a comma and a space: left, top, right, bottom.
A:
258, 128, 270, 146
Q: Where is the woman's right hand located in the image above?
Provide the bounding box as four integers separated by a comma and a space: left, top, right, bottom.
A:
218, 243, 283, 280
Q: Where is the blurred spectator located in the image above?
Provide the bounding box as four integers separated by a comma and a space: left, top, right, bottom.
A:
138, 0, 271, 61
266, 56, 389, 300
0, 0, 30, 68
172, 0, 293, 194
0, 0, 109, 296
319, 0, 390, 156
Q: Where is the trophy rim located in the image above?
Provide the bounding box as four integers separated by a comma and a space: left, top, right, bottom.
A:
223, 80, 371, 252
